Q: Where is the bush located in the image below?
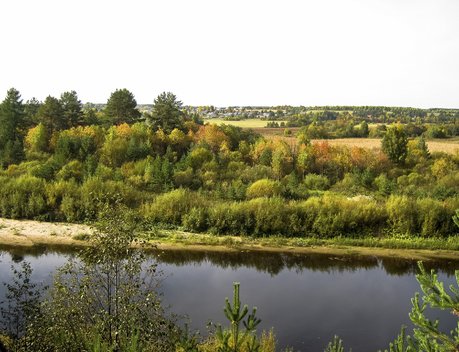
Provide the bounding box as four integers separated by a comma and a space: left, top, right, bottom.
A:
0, 175, 48, 219
142, 189, 206, 226
246, 179, 282, 199
303, 174, 330, 190
386, 195, 419, 235
302, 195, 386, 237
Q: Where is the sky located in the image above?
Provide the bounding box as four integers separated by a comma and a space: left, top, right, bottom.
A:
0, 0, 458, 108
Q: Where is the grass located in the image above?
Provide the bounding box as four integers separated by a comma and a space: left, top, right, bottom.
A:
72, 233, 91, 241
259, 135, 459, 154
206, 117, 458, 154
143, 230, 459, 260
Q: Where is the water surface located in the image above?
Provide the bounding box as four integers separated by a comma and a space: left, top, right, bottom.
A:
0, 246, 458, 351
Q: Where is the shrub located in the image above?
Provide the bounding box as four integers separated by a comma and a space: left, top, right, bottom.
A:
246, 179, 282, 199
303, 174, 330, 191
386, 195, 419, 235
0, 175, 48, 219
142, 189, 206, 226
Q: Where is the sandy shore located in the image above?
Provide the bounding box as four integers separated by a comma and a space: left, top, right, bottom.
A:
1, 218, 459, 261
0, 218, 92, 247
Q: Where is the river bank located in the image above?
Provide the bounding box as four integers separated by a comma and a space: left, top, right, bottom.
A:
1, 217, 458, 261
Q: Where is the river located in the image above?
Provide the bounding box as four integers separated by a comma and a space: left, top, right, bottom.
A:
0, 245, 458, 351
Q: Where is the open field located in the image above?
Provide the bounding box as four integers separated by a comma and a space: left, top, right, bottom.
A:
308, 138, 459, 154
255, 128, 459, 154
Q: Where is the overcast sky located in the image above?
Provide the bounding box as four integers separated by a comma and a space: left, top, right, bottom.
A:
0, 0, 458, 107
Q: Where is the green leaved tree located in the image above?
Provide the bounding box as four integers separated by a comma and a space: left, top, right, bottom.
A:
382, 125, 408, 164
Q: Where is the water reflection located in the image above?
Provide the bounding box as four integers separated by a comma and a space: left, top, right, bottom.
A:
2, 244, 459, 276
154, 249, 459, 276
1, 245, 458, 351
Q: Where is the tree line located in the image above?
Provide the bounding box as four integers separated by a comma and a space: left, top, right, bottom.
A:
0, 88, 457, 238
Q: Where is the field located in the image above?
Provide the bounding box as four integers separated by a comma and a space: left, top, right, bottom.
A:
205, 118, 459, 154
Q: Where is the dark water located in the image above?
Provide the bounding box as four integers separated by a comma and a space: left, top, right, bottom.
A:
0, 245, 458, 351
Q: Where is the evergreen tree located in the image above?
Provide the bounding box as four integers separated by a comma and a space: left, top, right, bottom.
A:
382, 125, 408, 164
149, 92, 184, 133
0, 88, 25, 166
36, 96, 65, 133
104, 88, 140, 125
60, 90, 83, 127
416, 135, 430, 158
23, 97, 41, 128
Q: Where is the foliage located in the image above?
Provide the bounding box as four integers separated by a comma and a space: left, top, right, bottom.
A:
149, 92, 184, 133
324, 336, 348, 352
246, 179, 282, 199
0, 88, 25, 167
382, 125, 408, 164
22, 205, 179, 351
60, 90, 83, 128
0, 262, 42, 352
214, 283, 262, 352
35, 95, 65, 133
382, 262, 459, 352
105, 88, 141, 125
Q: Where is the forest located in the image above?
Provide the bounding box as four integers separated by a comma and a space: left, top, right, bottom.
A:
0, 88, 458, 240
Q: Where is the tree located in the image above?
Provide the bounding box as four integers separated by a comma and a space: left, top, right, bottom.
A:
149, 92, 184, 133
24, 123, 48, 154
359, 121, 369, 137
35, 96, 65, 133
0, 88, 25, 166
214, 283, 262, 352
416, 136, 430, 158
0, 262, 41, 352
382, 125, 408, 164
104, 88, 140, 125
383, 262, 459, 352
25, 205, 178, 351
23, 97, 41, 128
60, 90, 83, 127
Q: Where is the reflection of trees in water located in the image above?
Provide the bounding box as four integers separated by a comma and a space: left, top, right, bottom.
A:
154, 249, 459, 276
0, 244, 78, 261
2, 245, 458, 276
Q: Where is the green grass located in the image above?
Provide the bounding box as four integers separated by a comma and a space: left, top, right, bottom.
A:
144, 230, 459, 256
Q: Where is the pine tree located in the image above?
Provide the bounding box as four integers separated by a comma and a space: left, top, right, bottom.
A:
105, 88, 140, 125
60, 90, 83, 128
36, 96, 65, 133
149, 92, 184, 133
0, 88, 25, 166
381, 262, 459, 352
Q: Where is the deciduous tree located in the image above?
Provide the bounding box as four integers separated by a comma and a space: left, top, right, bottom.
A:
382, 125, 408, 164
